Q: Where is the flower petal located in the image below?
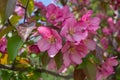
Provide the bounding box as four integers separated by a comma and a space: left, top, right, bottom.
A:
48, 45, 58, 57
37, 38, 50, 52
70, 52, 82, 64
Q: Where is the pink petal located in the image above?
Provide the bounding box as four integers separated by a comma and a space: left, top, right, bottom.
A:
37, 38, 50, 52
73, 31, 88, 43
61, 42, 70, 54
63, 53, 71, 67
85, 39, 96, 51
48, 45, 58, 57
70, 52, 82, 64
37, 27, 52, 38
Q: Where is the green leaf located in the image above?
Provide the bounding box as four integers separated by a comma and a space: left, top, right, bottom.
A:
7, 35, 24, 61
0, 26, 15, 38
0, 0, 17, 24
10, 14, 21, 26
19, 0, 34, 16
74, 66, 86, 80
41, 52, 50, 67
83, 62, 97, 80
54, 52, 63, 69
1, 70, 13, 80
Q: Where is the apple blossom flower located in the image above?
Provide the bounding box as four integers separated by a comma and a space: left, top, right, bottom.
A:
81, 10, 100, 31
61, 42, 88, 67
97, 57, 118, 80
60, 18, 88, 44
46, 4, 73, 28
0, 38, 7, 54
100, 37, 109, 50
37, 26, 62, 57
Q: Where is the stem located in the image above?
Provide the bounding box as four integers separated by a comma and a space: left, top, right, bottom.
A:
0, 64, 73, 79
24, 0, 29, 23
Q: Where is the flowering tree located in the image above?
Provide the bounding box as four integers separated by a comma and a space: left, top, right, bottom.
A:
0, 0, 120, 80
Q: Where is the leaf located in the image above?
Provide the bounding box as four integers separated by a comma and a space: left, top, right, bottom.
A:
74, 66, 86, 80
7, 35, 24, 61
10, 14, 21, 26
83, 62, 97, 80
41, 52, 50, 67
54, 52, 63, 69
1, 70, 13, 80
19, 0, 34, 16
0, 0, 17, 24
0, 26, 15, 38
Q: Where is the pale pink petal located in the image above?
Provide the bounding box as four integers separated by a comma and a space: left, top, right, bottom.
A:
70, 53, 82, 64
48, 59, 56, 70
85, 39, 96, 51
73, 31, 88, 43
63, 53, 71, 67
48, 45, 58, 57
37, 38, 50, 52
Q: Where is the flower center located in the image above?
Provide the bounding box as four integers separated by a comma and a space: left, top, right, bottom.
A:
49, 37, 56, 44
68, 28, 74, 35
50, 14, 56, 20
69, 47, 75, 53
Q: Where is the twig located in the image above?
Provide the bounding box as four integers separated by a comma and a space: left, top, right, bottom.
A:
0, 64, 73, 79
24, 0, 29, 23
16, 4, 25, 9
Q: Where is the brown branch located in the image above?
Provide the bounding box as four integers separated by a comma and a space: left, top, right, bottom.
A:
0, 64, 73, 79
16, 4, 25, 9
24, 0, 29, 23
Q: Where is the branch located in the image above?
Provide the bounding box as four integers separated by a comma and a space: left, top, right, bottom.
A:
0, 64, 73, 79
24, 0, 29, 23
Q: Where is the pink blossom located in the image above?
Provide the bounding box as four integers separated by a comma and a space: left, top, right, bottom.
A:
37, 26, 62, 57
46, 4, 73, 28
60, 18, 88, 44
97, 57, 118, 80
102, 27, 112, 36
15, 6, 24, 18
29, 45, 40, 54
0, 38, 7, 54
48, 59, 67, 73
100, 37, 109, 50
81, 10, 100, 31
84, 39, 96, 51
61, 42, 88, 67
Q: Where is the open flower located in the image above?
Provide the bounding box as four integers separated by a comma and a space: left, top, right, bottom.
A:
81, 10, 100, 31
61, 18, 88, 44
37, 26, 62, 57
97, 57, 118, 80
61, 42, 88, 67
46, 4, 73, 28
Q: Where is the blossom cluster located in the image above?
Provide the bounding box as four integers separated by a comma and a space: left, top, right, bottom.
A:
12, 1, 119, 80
